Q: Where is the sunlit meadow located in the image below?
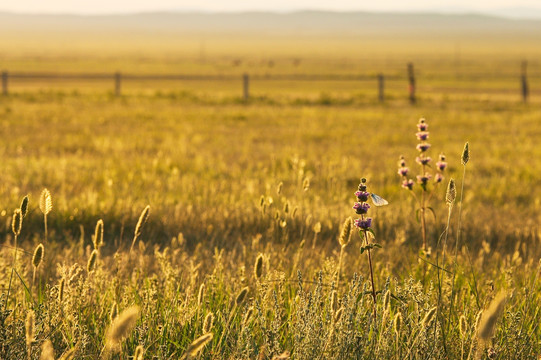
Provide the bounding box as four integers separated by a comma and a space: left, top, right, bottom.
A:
1, 17, 540, 359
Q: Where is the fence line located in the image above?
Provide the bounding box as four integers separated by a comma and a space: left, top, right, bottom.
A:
0, 63, 535, 102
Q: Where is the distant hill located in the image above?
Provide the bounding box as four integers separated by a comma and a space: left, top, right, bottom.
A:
0, 10, 540, 36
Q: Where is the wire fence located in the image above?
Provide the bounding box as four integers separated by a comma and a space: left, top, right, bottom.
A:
1, 61, 537, 103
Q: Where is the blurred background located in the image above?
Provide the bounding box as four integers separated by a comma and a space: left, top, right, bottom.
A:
0, 1, 539, 249
1, 0, 541, 101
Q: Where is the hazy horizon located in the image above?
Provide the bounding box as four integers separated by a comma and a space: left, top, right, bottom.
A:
1, 0, 541, 18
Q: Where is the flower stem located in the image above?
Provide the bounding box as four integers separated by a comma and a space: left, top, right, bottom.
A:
420, 191, 427, 252
447, 163, 467, 334
363, 228, 377, 319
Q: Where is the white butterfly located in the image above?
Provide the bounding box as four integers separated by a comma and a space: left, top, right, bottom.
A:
370, 193, 389, 207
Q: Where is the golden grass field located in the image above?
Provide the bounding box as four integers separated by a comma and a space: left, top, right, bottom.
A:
0, 26, 540, 359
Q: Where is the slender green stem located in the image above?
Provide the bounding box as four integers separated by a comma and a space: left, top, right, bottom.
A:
447, 164, 467, 334
216, 303, 238, 351
44, 213, 48, 243
5, 234, 18, 308
32, 267, 36, 295
420, 190, 427, 252
434, 204, 453, 353
420, 162, 428, 252
130, 235, 138, 253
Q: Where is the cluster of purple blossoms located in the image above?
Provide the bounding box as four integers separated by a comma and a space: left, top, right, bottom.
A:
353, 178, 373, 230
398, 118, 447, 190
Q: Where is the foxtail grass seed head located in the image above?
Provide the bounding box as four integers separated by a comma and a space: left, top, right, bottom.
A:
134, 345, 144, 360
134, 205, 150, 239
110, 302, 118, 322
39, 188, 52, 215
313, 222, 321, 234
330, 290, 338, 313
182, 333, 213, 359
422, 307, 437, 328
197, 283, 205, 307
383, 290, 391, 311
338, 217, 353, 246
394, 312, 402, 337
105, 306, 140, 352
243, 306, 254, 326
254, 254, 264, 280
277, 181, 283, 195
475, 310, 483, 331
40, 339, 54, 360
93, 219, 104, 249
12, 208, 23, 236
302, 177, 310, 191
58, 278, 65, 302
334, 307, 344, 323
236, 287, 249, 306
203, 312, 214, 333
87, 249, 98, 273
459, 315, 467, 337
478, 292, 507, 340
20, 195, 29, 217
32, 243, 44, 269
305, 215, 312, 227
461, 142, 470, 165
446, 178, 456, 206
26, 310, 35, 348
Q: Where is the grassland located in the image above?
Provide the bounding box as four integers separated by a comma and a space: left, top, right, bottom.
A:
0, 19, 540, 359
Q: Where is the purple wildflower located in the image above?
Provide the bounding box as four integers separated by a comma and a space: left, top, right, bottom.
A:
416, 174, 432, 185
353, 202, 370, 214
436, 154, 447, 171
434, 173, 444, 183
398, 156, 406, 167
355, 191, 370, 202
354, 218, 372, 230
397, 167, 409, 176
416, 156, 432, 166
436, 161, 447, 171
402, 179, 414, 190
416, 143, 431, 152
416, 131, 429, 141
417, 119, 428, 131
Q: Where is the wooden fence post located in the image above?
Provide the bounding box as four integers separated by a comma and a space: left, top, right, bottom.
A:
378, 73, 384, 102
2, 71, 7, 96
407, 63, 416, 104
521, 61, 529, 103
115, 72, 121, 96
243, 73, 249, 101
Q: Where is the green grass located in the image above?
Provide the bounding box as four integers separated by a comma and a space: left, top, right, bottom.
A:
0, 35, 540, 359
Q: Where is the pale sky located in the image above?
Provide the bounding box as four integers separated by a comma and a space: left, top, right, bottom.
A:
1, 0, 540, 14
